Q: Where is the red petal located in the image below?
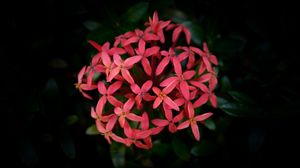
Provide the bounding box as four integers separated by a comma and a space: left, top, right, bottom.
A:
141, 112, 149, 130
130, 83, 141, 94
113, 54, 123, 66
121, 69, 134, 84
163, 103, 173, 121
152, 87, 161, 96
191, 123, 200, 141
123, 36, 139, 46
152, 119, 169, 127
136, 130, 152, 139
194, 112, 213, 121
203, 56, 212, 71
169, 123, 177, 133
183, 26, 191, 44
124, 98, 135, 112
88, 40, 102, 52
178, 51, 188, 62
95, 120, 105, 133
172, 26, 182, 43
172, 57, 182, 75
158, 30, 165, 43
155, 57, 170, 75
164, 97, 179, 111
124, 56, 142, 67
138, 39, 145, 54
177, 120, 190, 130
107, 96, 123, 107
180, 81, 190, 100
209, 93, 217, 108
97, 82, 106, 95
187, 101, 195, 118
80, 84, 97, 91
77, 66, 86, 83
173, 112, 184, 123
183, 70, 196, 80
124, 121, 133, 138
209, 55, 218, 65
144, 33, 159, 41
187, 53, 195, 69
162, 80, 178, 94
193, 94, 209, 108
198, 73, 211, 83
143, 94, 156, 101
118, 116, 126, 128
190, 81, 209, 92
96, 96, 107, 116
190, 46, 205, 56
141, 58, 152, 76
141, 80, 153, 92
107, 81, 123, 94
145, 46, 160, 57
111, 133, 126, 144
80, 90, 93, 100
107, 67, 120, 82
101, 52, 111, 67
160, 77, 178, 87
91, 107, 97, 119
127, 113, 142, 122
114, 107, 123, 115
153, 97, 163, 109
106, 115, 117, 131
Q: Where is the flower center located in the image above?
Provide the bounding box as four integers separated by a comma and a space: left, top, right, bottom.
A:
159, 92, 166, 99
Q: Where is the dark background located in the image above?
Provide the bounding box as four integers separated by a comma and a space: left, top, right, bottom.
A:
3, 0, 299, 167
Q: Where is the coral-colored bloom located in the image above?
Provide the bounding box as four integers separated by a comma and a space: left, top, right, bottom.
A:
177, 102, 213, 141
77, 11, 219, 149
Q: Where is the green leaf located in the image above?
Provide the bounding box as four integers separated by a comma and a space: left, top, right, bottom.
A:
228, 90, 255, 105
110, 143, 126, 168
218, 97, 261, 117
190, 140, 216, 157
65, 115, 79, 126
121, 2, 149, 23
203, 118, 216, 131
83, 20, 102, 31
220, 76, 232, 92
85, 124, 100, 135
172, 137, 190, 161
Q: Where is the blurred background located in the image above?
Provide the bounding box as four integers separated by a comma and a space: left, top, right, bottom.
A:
3, 0, 299, 167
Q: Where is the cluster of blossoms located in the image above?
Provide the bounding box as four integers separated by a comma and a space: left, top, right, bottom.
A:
75, 11, 219, 149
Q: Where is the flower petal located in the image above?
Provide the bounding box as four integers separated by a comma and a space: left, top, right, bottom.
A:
194, 112, 213, 121
127, 113, 142, 122
107, 96, 123, 107
130, 83, 141, 94
124, 56, 142, 67
193, 93, 209, 108
187, 101, 195, 118
153, 97, 163, 109
183, 70, 196, 80
121, 69, 134, 84
106, 114, 118, 131
180, 80, 190, 100
209, 93, 217, 108
155, 57, 169, 75
152, 119, 169, 127
172, 26, 182, 43
172, 57, 182, 75
141, 80, 153, 92
95, 120, 106, 133
141, 58, 152, 76
77, 66, 86, 83
160, 77, 178, 87
96, 96, 107, 116
183, 26, 191, 44
145, 46, 160, 57
164, 96, 179, 111
124, 98, 135, 112
177, 120, 190, 130
107, 81, 123, 94
191, 123, 200, 141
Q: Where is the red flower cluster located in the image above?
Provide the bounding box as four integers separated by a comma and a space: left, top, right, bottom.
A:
76, 11, 219, 149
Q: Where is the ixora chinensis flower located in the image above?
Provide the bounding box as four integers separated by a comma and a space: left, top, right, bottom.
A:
75, 11, 219, 149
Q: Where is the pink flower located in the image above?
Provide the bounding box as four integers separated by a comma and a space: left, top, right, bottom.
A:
77, 11, 220, 149
177, 102, 213, 141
